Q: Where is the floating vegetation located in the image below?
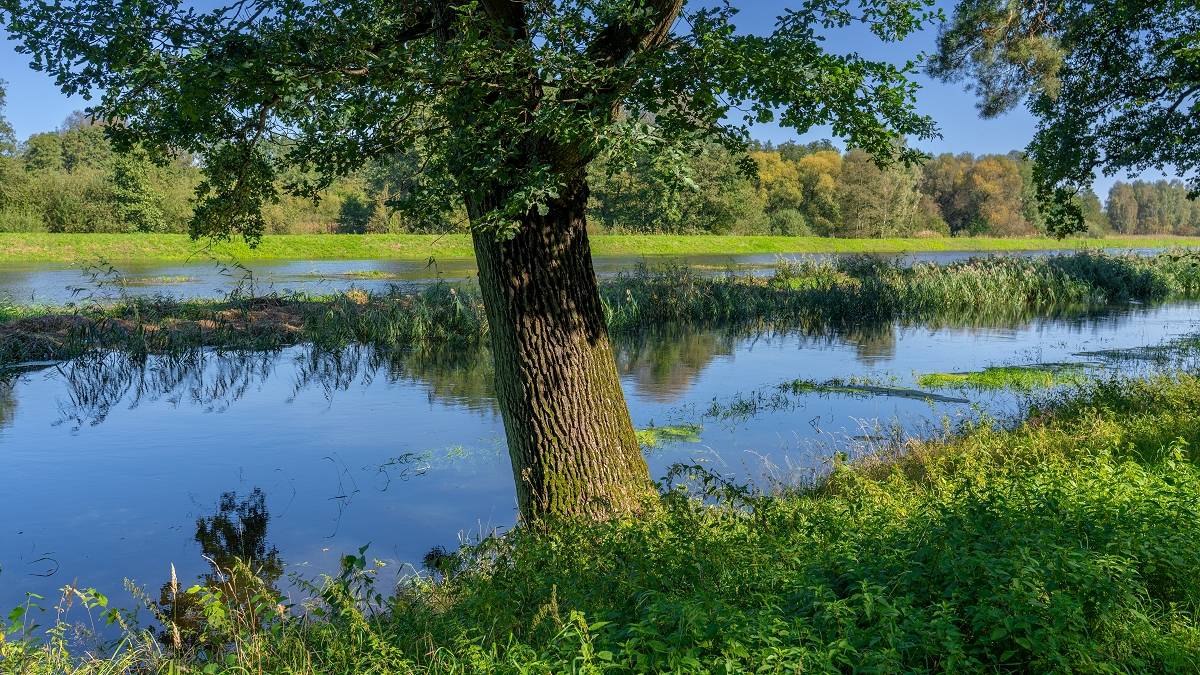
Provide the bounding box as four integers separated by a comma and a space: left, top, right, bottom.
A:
635, 424, 703, 450
376, 444, 505, 487
918, 365, 1091, 391
783, 377, 970, 403
116, 275, 196, 286
1075, 332, 1200, 364
296, 270, 408, 281
702, 376, 968, 426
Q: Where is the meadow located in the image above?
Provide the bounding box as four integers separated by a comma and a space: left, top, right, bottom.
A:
0, 232, 1199, 263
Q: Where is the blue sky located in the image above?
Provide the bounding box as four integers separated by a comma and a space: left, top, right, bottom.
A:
0, 2, 1147, 196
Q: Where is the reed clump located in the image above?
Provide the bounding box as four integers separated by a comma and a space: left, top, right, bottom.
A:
3, 251, 1199, 366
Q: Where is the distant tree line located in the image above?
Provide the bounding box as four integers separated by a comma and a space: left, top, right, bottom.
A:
0, 94, 1193, 238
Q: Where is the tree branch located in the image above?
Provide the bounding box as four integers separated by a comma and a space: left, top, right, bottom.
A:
587, 0, 684, 67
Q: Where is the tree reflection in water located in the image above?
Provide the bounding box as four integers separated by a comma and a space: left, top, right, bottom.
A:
44, 303, 1147, 429
154, 487, 283, 650
0, 376, 16, 430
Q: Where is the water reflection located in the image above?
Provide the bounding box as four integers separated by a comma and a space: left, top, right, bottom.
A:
3, 298, 1199, 618
42, 304, 1188, 429
54, 351, 278, 429
155, 488, 283, 650
0, 378, 16, 430
615, 331, 737, 401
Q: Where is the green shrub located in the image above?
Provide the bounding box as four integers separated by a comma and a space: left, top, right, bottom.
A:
767, 208, 812, 236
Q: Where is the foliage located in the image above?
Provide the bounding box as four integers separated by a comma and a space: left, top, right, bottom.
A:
931, 0, 1200, 235
837, 148, 923, 237
1108, 180, 1200, 236
8, 374, 1200, 671
0, 80, 14, 156
111, 147, 167, 233
6, 113, 1191, 237
2, 0, 940, 244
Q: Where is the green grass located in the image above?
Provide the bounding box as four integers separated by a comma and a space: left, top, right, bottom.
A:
0, 232, 1199, 263
7, 374, 1200, 672
918, 365, 1090, 391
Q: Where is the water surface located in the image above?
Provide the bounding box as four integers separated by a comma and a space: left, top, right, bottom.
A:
2, 300, 1197, 614
0, 247, 1176, 304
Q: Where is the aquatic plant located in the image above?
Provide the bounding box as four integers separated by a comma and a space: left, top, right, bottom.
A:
918, 365, 1090, 391
115, 275, 196, 287
635, 424, 703, 450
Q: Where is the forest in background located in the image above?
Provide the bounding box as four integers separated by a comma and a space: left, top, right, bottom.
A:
0, 107, 1197, 239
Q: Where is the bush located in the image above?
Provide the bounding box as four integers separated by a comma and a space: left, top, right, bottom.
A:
767, 208, 812, 236
0, 208, 45, 232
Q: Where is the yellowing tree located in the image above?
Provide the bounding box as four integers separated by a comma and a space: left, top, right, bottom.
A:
968, 156, 1031, 236
794, 151, 843, 235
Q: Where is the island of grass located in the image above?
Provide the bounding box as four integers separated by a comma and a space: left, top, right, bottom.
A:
5, 251, 1200, 365
918, 365, 1091, 391
1, 232, 1200, 263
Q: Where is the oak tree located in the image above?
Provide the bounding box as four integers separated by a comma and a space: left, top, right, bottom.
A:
2, 0, 936, 521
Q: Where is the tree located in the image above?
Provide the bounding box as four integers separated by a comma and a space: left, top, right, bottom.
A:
58, 117, 114, 172
3, 0, 937, 521
1107, 179, 1200, 235
837, 148, 922, 237
793, 150, 843, 235
0, 81, 26, 214
22, 132, 63, 173
920, 153, 974, 233
966, 155, 1029, 236
752, 150, 804, 214
111, 147, 167, 232
776, 139, 839, 164
930, 0, 1200, 234
0, 80, 14, 156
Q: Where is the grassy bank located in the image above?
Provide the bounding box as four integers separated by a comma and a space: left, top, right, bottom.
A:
4, 251, 1200, 365
1, 232, 1199, 263
6, 374, 1200, 672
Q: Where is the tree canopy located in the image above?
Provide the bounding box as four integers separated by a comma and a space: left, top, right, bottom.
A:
1, 1, 939, 243
930, 0, 1200, 234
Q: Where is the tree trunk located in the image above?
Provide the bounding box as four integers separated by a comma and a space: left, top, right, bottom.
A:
468, 180, 652, 522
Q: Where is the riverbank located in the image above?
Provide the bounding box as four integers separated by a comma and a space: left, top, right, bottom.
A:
2, 232, 1199, 263
6, 373, 1200, 671
4, 251, 1199, 364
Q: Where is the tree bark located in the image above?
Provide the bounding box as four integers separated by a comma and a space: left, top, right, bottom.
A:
468, 179, 652, 522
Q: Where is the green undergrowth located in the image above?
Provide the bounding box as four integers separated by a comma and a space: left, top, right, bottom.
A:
4, 251, 1200, 367
918, 365, 1090, 391
7, 375, 1200, 672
